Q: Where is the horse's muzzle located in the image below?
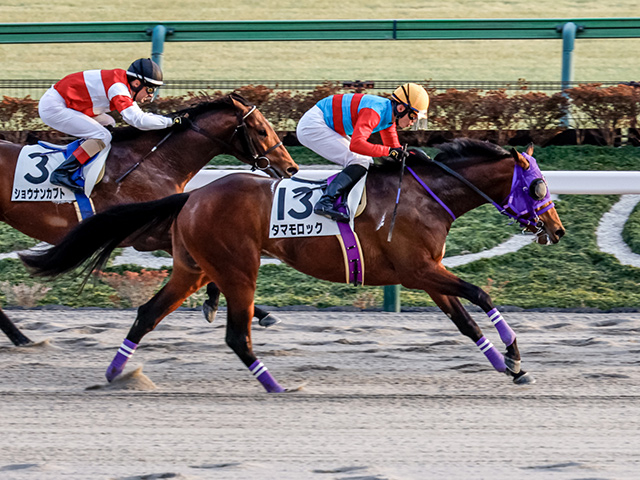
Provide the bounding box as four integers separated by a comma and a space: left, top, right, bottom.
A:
536, 226, 566, 245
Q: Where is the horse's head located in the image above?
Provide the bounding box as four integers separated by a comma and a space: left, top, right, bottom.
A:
507, 144, 565, 245
181, 94, 298, 178
227, 94, 299, 178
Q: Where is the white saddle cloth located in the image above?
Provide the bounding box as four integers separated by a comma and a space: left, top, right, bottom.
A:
269, 172, 366, 239
11, 143, 110, 202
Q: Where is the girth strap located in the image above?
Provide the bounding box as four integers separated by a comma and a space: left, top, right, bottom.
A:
336, 222, 364, 286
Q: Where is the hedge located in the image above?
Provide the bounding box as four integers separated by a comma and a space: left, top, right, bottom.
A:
1, 82, 640, 146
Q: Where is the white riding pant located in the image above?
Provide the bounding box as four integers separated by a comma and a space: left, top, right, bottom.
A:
38, 87, 115, 148
296, 105, 372, 169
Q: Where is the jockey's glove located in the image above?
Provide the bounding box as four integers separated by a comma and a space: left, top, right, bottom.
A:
172, 115, 191, 130
388, 147, 405, 161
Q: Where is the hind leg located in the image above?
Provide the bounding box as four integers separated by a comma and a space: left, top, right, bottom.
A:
223, 288, 284, 393
192, 246, 285, 392
106, 265, 208, 382
0, 308, 32, 346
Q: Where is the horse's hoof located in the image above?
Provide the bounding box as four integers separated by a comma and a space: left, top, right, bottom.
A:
105, 366, 124, 383
202, 300, 218, 324
511, 370, 536, 385
284, 382, 307, 392
504, 356, 521, 374
258, 313, 280, 327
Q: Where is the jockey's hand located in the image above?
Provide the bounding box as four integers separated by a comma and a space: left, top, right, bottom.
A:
388, 147, 405, 161
172, 115, 191, 130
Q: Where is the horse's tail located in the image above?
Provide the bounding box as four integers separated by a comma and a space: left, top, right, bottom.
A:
19, 193, 190, 279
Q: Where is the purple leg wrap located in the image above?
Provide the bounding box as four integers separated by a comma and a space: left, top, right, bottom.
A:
476, 336, 507, 372
105, 338, 138, 382
487, 308, 516, 346
249, 359, 285, 393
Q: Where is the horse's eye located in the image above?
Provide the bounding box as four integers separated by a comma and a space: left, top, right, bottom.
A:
258, 129, 268, 136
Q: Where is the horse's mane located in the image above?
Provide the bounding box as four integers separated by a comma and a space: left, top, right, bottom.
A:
110, 93, 249, 143
372, 138, 510, 174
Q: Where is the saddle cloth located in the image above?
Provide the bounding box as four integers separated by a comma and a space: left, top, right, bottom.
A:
269, 172, 366, 239
269, 171, 367, 285
11, 140, 109, 202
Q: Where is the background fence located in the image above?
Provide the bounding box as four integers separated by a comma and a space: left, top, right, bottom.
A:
0, 78, 628, 99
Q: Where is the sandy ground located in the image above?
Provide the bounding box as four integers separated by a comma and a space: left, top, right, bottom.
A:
1, 308, 640, 480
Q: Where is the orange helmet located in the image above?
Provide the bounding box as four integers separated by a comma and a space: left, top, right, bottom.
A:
391, 83, 429, 119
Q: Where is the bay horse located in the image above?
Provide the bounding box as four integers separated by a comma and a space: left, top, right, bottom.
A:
21, 139, 565, 390
0, 93, 299, 345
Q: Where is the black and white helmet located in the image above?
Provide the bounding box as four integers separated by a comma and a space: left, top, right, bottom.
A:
126, 58, 164, 87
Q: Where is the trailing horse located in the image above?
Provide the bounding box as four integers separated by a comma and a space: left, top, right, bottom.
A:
21, 139, 565, 390
0, 93, 298, 345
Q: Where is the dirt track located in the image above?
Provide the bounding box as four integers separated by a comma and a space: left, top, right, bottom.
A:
1, 309, 639, 479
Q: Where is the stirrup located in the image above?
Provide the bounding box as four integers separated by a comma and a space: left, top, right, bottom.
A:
314, 203, 350, 222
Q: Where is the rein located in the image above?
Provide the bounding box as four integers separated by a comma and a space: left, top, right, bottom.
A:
407, 153, 550, 228
386, 145, 408, 242
190, 105, 283, 173
116, 130, 174, 183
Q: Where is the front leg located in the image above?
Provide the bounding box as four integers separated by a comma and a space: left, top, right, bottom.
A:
405, 264, 533, 384
429, 293, 507, 373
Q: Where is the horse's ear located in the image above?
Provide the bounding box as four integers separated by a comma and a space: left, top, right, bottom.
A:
510, 147, 530, 169
525, 143, 534, 157
229, 96, 244, 110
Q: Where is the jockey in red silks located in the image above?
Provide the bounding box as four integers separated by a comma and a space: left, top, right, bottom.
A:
38, 58, 176, 193
296, 83, 430, 222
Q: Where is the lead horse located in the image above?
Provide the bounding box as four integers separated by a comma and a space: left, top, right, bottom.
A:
22, 139, 565, 389
0, 93, 299, 345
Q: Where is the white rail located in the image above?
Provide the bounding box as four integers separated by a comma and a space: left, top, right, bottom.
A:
186, 169, 640, 195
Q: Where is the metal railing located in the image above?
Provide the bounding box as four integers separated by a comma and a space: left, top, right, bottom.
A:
2, 19, 639, 43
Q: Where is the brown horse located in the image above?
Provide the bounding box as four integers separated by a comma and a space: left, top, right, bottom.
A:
0, 93, 299, 345
21, 139, 565, 390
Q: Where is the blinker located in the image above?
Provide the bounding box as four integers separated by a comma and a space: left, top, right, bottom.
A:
528, 178, 547, 201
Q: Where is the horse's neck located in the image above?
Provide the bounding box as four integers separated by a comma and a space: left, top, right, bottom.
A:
399, 158, 514, 219
450, 158, 514, 215
108, 130, 217, 186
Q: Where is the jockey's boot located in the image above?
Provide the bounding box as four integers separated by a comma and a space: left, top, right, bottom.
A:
314, 164, 367, 223
50, 139, 105, 194
49, 154, 85, 194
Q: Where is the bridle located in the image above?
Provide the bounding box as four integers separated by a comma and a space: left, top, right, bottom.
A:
187, 104, 284, 175
406, 149, 554, 238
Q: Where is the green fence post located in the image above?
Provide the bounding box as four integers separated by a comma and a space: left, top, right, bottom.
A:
150, 24, 167, 69
560, 21, 578, 127
383, 285, 400, 312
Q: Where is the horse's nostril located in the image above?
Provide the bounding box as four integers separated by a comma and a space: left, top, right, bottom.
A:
556, 228, 566, 239
287, 166, 299, 176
